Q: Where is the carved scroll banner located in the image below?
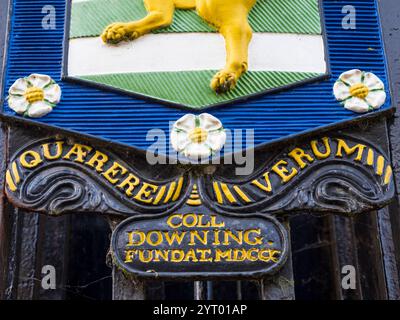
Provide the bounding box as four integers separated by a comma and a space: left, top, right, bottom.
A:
5, 139, 191, 216
5, 135, 394, 217
4, 134, 394, 279
200, 136, 395, 216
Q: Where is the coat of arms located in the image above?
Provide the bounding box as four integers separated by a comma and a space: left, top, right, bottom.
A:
1, 0, 391, 156
66, 0, 327, 109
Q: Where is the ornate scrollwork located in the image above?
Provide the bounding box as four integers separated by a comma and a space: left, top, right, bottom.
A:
6, 139, 192, 216
198, 136, 394, 216
5, 134, 394, 217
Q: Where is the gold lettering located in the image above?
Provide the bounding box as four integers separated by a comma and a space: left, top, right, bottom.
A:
259, 249, 281, 263
197, 215, 211, 228
20, 150, 43, 168
222, 230, 243, 245
164, 231, 186, 246
367, 149, 374, 166
213, 181, 223, 204
215, 249, 232, 262
102, 162, 128, 184
197, 249, 212, 262
376, 156, 385, 176
172, 177, 184, 201
164, 182, 176, 203
11, 162, 20, 184
183, 249, 198, 262
271, 160, 298, 183
138, 250, 153, 263
233, 185, 252, 203
244, 229, 263, 245
6, 170, 17, 192
246, 248, 258, 262
251, 172, 272, 193
189, 231, 208, 246
42, 141, 64, 160
182, 214, 198, 228
336, 139, 366, 161
171, 250, 185, 263
288, 148, 314, 169
6, 162, 21, 192
146, 231, 163, 246
63, 144, 92, 163
210, 215, 225, 228
220, 183, 237, 203
153, 250, 169, 262
133, 182, 158, 204
153, 185, 167, 205
384, 166, 393, 185
85, 150, 109, 172
310, 137, 331, 159
124, 250, 137, 263
167, 214, 183, 229
117, 173, 140, 197
232, 249, 247, 262
127, 231, 145, 246
212, 230, 221, 245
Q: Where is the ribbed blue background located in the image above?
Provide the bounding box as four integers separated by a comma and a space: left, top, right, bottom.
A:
2, 0, 391, 151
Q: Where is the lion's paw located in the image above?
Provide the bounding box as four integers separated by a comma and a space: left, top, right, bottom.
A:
210, 71, 238, 94
101, 23, 139, 44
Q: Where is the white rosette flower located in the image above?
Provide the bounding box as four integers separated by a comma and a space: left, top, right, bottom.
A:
333, 69, 386, 113
7, 74, 61, 118
171, 113, 227, 159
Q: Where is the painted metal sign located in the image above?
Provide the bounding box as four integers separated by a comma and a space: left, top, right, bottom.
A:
0, 0, 396, 280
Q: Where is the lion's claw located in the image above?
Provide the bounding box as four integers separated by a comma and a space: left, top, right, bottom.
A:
101, 23, 139, 44
210, 71, 238, 94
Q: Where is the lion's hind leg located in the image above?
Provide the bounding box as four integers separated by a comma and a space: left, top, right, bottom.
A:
210, 18, 253, 94
174, 0, 196, 9
102, 0, 175, 44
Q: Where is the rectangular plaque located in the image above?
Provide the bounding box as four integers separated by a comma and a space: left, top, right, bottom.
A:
111, 210, 288, 280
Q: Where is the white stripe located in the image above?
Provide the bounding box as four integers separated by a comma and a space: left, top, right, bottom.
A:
68, 33, 327, 76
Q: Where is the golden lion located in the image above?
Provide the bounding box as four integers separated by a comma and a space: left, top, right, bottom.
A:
101, 0, 256, 94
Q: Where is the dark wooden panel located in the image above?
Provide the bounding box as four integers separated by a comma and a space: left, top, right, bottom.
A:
260, 220, 294, 300
35, 215, 70, 300
290, 214, 337, 300
66, 215, 111, 300
112, 268, 144, 300
164, 282, 194, 300
0, 0, 10, 301
380, 0, 400, 299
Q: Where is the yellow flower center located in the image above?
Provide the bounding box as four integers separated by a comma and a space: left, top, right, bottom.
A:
24, 87, 44, 104
189, 127, 208, 144
349, 83, 369, 99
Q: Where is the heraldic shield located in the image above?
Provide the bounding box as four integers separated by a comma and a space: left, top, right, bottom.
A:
1, 0, 392, 154
66, 0, 328, 109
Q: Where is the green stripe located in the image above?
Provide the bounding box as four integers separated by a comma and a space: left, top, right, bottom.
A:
79, 70, 321, 108
70, 0, 321, 39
